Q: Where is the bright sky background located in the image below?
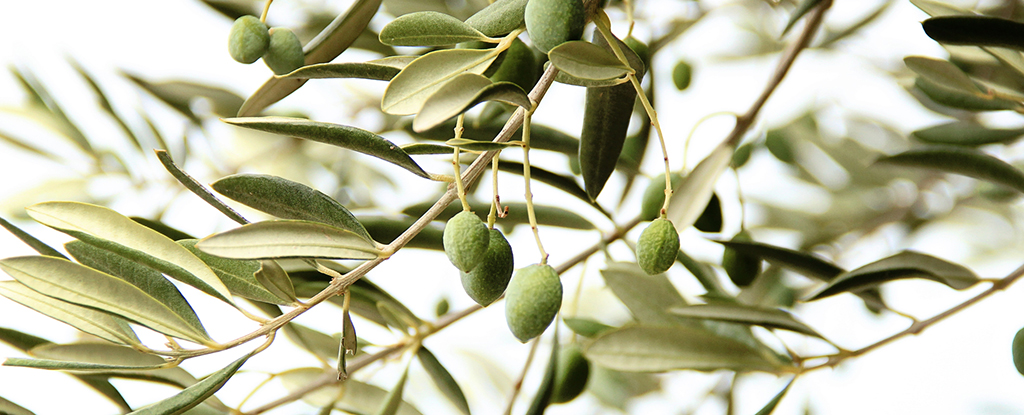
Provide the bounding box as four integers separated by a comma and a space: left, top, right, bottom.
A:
3, 0, 1024, 414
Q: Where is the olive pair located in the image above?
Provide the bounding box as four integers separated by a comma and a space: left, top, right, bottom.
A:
228, 15, 304, 75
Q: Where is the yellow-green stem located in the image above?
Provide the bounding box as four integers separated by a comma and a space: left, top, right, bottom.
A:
627, 74, 672, 217
453, 115, 471, 211
522, 109, 548, 264
488, 156, 500, 229
259, 0, 273, 22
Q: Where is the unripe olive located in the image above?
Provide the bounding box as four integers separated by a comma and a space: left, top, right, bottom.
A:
636, 218, 680, 275
264, 28, 305, 75
722, 231, 761, 287
228, 15, 270, 64
505, 264, 562, 342
551, 343, 590, 403
524, 0, 585, 53
640, 173, 682, 221
443, 211, 490, 273
672, 60, 692, 90
461, 229, 514, 306
1013, 327, 1024, 376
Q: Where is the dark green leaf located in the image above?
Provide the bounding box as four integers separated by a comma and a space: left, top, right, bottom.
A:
125, 74, 243, 122
178, 240, 294, 305
809, 251, 981, 300
553, 70, 629, 87
464, 0, 528, 37
669, 304, 824, 338
401, 200, 594, 230
222, 117, 430, 179
913, 77, 1019, 111
782, 0, 825, 36
402, 143, 454, 155
407, 119, 579, 156
583, 325, 789, 373
381, 48, 500, 115
600, 262, 689, 325
279, 62, 400, 81
875, 146, 1024, 193
128, 351, 251, 415
413, 74, 531, 132
0, 281, 141, 346
693, 193, 722, 233
715, 240, 843, 281
912, 121, 1024, 146
156, 150, 248, 226
212, 173, 372, 241
238, 0, 383, 116
754, 379, 795, 415
0, 216, 67, 259
0, 327, 50, 352
0, 396, 35, 415
525, 335, 558, 415
561, 317, 613, 338
923, 16, 1024, 51
375, 361, 411, 415
904, 56, 982, 95
379, 11, 489, 46
446, 138, 519, 151
417, 348, 471, 415
548, 41, 633, 81
676, 249, 728, 298
196, 220, 382, 260
357, 215, 446, 251
495, 160, 605, 214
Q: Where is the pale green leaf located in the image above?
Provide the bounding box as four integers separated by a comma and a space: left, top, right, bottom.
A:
904, 56, 982, 95
562, 317, 614, 338
445, 137, 519, 151
279, 62, 400, 81
912, 121, 1024, 146
911, 0, 965, 16
464, 0, 528, 37
211, 173, 372, 242
875, 146, 1024, 193
669, 304, 824, 338
30, 343, 199, 389
548, 41, 633, 81
377, 302, 413, 334
196, 220, 382, 260
417, 348, 471, 415
279, 368, 423, 415
125, 74, 243, 121
379, 11, 489, 46
666, 142, 735, 230
809, 251, 981, 300
255, 260, 297, 304
5, 357, 164, 372
238, 0, 383, 116
26, 202, 234, 304
583, 325, 789, 373
601, 262, 689, 325
0, 216, 67, 259
374, 361, 411, 415
381, 48, 500, 115
0, 257, 214, 345
413, 74, 530, 132
177, 240, 294, 305
284, 322, 341, 363
128, 352, 251, 415
0, 326, 50, 352
0, 281, 140, 346
0, 396, 34, 415
222, 117, 430, 179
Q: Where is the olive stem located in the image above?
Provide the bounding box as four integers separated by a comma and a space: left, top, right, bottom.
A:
522, 107, 549, 264
488, 156, 500, 229
453, 115, 472, 212
259, 0, 273, 23
502, 336, 542, 415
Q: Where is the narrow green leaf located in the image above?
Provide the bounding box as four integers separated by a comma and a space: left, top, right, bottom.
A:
666, 141, 735, 230
177, 239, 294, 305
754, 379, 795, 415
374, 361, 411, 415
26, 202, 234, 304
417, 348, 471, 415
196, 220, 382, 260
212, 173, 372, 241
378, 302, 413, 334
71, 60, 145, 153
464, 0, 528, 37
125, 74, 243, 121
407, 119, 579, 156
357, 215, 446, 251
676, 249, 729, 298
809, 251, 981, 300
0, 396, 34, 415
279, 62, 400, 81
155, 150, 248, 226
10, 68, 96, 157
904, 56, 982, 95
913, 77, 1018, 111
0, 326, 50, 352
238, 0, 383, 116
782, 0, 826, 36
911, 0, 965, 17
23, 343, 198, 388
600, 262, 689, 325
525, 334, 558, 415
0, 216, 67, 259
381, 48, 500, 115
130, 217, 195, 241
445, 137, 519, 151
222, 117, 430, 179
923, 16, 1024, 51
413, 74, 530, 132
66, 241, 208, 337
669, 304, 824, 338
583, 325, 788, 373
715, 240, 843, 281
402, 200, 594, 230
128, 352, 251, 415
380, 11, 489, 46
875, 146, 1024, 193
76, 376, 133, 413
402, 143, 454, 155
0, 281, 141, 346
912, 121, 1024, 146
494, 160, 608, 216
283, 322, 342, 363
0, 257, 213, 345
279, 369, 423, 415
255, 260, 297, 304
548, 41, 633, 81
561, 317, 614, 338
553, 70, 629, 87
4, 357, 166, 372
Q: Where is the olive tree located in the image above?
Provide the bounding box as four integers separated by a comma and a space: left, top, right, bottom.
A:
2, 0, 1024, 413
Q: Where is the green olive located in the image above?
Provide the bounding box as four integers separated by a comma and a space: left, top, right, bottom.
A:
263, 27, 305, 75
1013, 327, 1024, 376
228, 15, 270, 64
636, 218, 680, 275
524, 0, 585, 53
722, 231, 761, 287
442, 211, 490, 273
672, 60, 692, 91
505, 264, 562, 342
461, 229, 514, 306
551, 343, 590, 403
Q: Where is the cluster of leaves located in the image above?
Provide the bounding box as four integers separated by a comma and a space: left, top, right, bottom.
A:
5, 0, 1024, 414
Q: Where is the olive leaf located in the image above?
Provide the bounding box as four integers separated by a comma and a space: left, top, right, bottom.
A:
124, 74, 244, 122
357, 215, 446, 251
561, 317, 614, 338
128, 352, 252, 415
196, 220, 383, 260
0, 215, 67, 259
665, 141, 735, 230
553, 69, 629, 87
222, 117, 430, 179
416, 348, 471, 415
0, 281, 141, 346
381, 48, 501, 115
279, 62, 400, 81
808, 251, 981, 300
155, 150, 248, 226
238, 0, 383, 116
375, 360, 411, 415
912, 121, 1024, 146
0, 396, 33, 415
407, 119, 579, 155
782, 0, 826, 36
402, 143, 455, 155
26, 201, 235, 305
0, 327, 50, 352
178, 240, 295, 305
279, 368, 424, 415
525, 333, 558, 415
464, 0, 528, 37
922, 16, 1024, 51
27, 343, 202, 389
600, 262, 690, 326
379, 11, 490, 46
413, 73, 530, 132
496, 160, 604, 214
402, 200, 594, 230
913, 77, 1019, 111
548, 41, 634, 81
669, 303, 824, 339
875, 146, 1024, 193
904, 56, 983, 96
445, 137, 519, 151
0, 257, 214, 345
714, 240, 843, 281
754, 378, 795, 415
212, 173, 373, 242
